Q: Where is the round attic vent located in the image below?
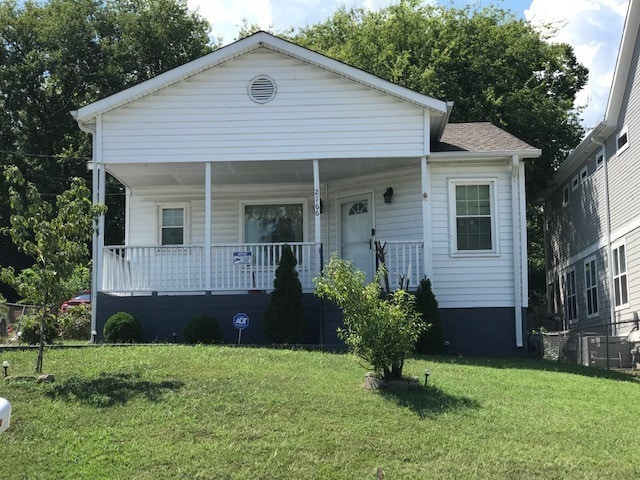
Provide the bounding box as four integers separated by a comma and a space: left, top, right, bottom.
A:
248, 75, 276, 104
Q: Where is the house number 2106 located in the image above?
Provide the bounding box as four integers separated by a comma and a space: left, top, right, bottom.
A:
314, 189, 321, 217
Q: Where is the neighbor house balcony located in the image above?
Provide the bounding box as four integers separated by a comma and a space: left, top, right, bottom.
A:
101, 240, 423, 295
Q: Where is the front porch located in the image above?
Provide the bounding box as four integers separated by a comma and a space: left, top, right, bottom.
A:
100, 240, 424, 294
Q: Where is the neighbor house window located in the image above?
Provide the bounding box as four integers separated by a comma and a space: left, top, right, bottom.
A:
584, 258, 598, 317
580, 166, 588, 183
612, 241, 629, 308
563, 269, 577, 323
244, 203, 304, 243
449, 179, 497, 254
617, 126, 629, 154
572, 175, 579, 191
159, 205, 187, 245
562, 185, 570, 207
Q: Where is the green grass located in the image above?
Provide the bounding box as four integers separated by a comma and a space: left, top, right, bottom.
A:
1, 346, 639, 479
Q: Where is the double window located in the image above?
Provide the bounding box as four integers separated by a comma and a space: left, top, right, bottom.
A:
563, 269, 577, 323
613, 241, 629, 308
584, 258, 598, 317
449, 179, 497, 254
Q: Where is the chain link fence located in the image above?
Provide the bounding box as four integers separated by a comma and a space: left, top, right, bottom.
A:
0, 302, 36, 342
530, 317, 640, 370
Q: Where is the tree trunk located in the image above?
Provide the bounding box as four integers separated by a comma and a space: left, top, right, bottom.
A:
35, 287, 49, 374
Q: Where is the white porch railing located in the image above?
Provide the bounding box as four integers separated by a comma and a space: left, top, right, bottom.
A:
380, 240, 424, 289
102, 243, 319, 294
101, 240, 423, 294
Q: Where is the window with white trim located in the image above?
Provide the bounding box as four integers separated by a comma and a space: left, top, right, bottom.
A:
562, 185, 570, 207
449, 180, 497, 254
584, 258, 598, 317
563, 269, 577, 323
613, 242, 629, 308
159, 205, 188, 245
571, 175, 579, 191
243, 203, 304, 243
580, 166, 588, 183
617, 126, 629, 154
596, 153, 604, 170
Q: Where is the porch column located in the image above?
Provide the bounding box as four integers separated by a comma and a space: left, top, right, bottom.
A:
313, 159, 322, 269
205, 162, 212, 291
93, 115, 106, 339
511, 155, 524, 348
421, 156, 433, 280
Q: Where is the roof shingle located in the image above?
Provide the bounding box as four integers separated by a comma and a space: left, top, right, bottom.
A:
432, 122, 538, 153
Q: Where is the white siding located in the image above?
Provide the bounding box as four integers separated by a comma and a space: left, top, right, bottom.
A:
127, 184, 317, 246
430, 162, 515, 308
101, 49, 426, 163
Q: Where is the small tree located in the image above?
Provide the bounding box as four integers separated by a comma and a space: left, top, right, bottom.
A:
264, 245, 304, 343
314, 254, 423, 381
414, 278, 444, 354
0, 166, 106, 373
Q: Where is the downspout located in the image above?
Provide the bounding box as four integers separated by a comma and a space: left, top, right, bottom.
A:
592, 138, 615, 369
512, 155, 524, 348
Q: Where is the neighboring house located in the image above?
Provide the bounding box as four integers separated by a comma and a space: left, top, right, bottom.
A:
543, 1, 640, 344
72, 32, 540, 355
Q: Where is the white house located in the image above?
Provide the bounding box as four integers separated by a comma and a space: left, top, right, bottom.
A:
72, 32, 540, 354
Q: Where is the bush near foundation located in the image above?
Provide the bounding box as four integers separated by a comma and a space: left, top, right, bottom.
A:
103, 312, 143, 343
184, 316, 223, 344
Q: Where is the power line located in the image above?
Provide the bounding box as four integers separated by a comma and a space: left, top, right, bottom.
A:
0, 149, 92, 162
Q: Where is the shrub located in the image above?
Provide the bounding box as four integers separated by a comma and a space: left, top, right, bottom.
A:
58, 304, 92, 340
19, 313, 58, 345
184, 315, 223, 344
264, 245, 304, 343
314, 254, 424, 381
103, 312, 143, 343
414, 278, 444, 354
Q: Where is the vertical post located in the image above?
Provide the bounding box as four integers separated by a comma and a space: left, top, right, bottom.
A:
420, 156, 433, 281
205, 162, 212, 291
511, 155, 524, 348
313, 159, 322, 271
90, 129, 98, 340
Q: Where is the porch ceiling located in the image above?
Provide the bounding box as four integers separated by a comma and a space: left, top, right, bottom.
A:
106, 157, 420, 187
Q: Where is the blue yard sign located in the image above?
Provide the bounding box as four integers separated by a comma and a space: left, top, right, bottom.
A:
233, 312, 250, 345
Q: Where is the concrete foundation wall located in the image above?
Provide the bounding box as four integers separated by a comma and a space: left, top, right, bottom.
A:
97, 293, 523, 356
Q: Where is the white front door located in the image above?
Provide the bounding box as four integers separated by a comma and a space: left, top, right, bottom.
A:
339, 194, 374, 280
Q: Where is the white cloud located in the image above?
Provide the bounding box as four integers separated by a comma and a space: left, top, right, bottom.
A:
525, 0, 629, 129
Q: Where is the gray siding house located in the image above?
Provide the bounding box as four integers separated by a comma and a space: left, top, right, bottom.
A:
73, 32, 540, 355
544, 1, 640, 345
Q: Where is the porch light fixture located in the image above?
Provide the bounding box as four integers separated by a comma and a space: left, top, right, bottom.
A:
2, 361, 9, 377
383, 187, 394, 204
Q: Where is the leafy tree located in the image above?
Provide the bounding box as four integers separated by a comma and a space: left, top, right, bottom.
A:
294, 0, 588, 304
0, 0, 213, 301
264, 245, 304, 343
314, 255, 423, 381
1, 166, 106, 373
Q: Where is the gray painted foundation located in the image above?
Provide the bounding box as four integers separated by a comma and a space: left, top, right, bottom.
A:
96, 293, 525, 356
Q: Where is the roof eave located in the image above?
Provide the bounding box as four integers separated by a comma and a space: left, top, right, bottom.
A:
429, 149, 541, 161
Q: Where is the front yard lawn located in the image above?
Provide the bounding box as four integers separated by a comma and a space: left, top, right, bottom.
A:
1, 346, 639, 479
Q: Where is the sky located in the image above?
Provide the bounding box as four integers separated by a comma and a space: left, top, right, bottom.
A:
185, 0, 630, 130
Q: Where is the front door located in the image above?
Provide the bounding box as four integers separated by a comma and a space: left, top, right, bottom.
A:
339, 194, 374, 280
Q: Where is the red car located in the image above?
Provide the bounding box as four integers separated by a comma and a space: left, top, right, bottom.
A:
60, 292, 91, 313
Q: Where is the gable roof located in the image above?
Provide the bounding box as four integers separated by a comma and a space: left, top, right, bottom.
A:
71, 31, 451, 140
544, 0, 640, 197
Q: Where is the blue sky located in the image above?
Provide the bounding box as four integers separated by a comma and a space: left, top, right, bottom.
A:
187, 0, 630, 130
